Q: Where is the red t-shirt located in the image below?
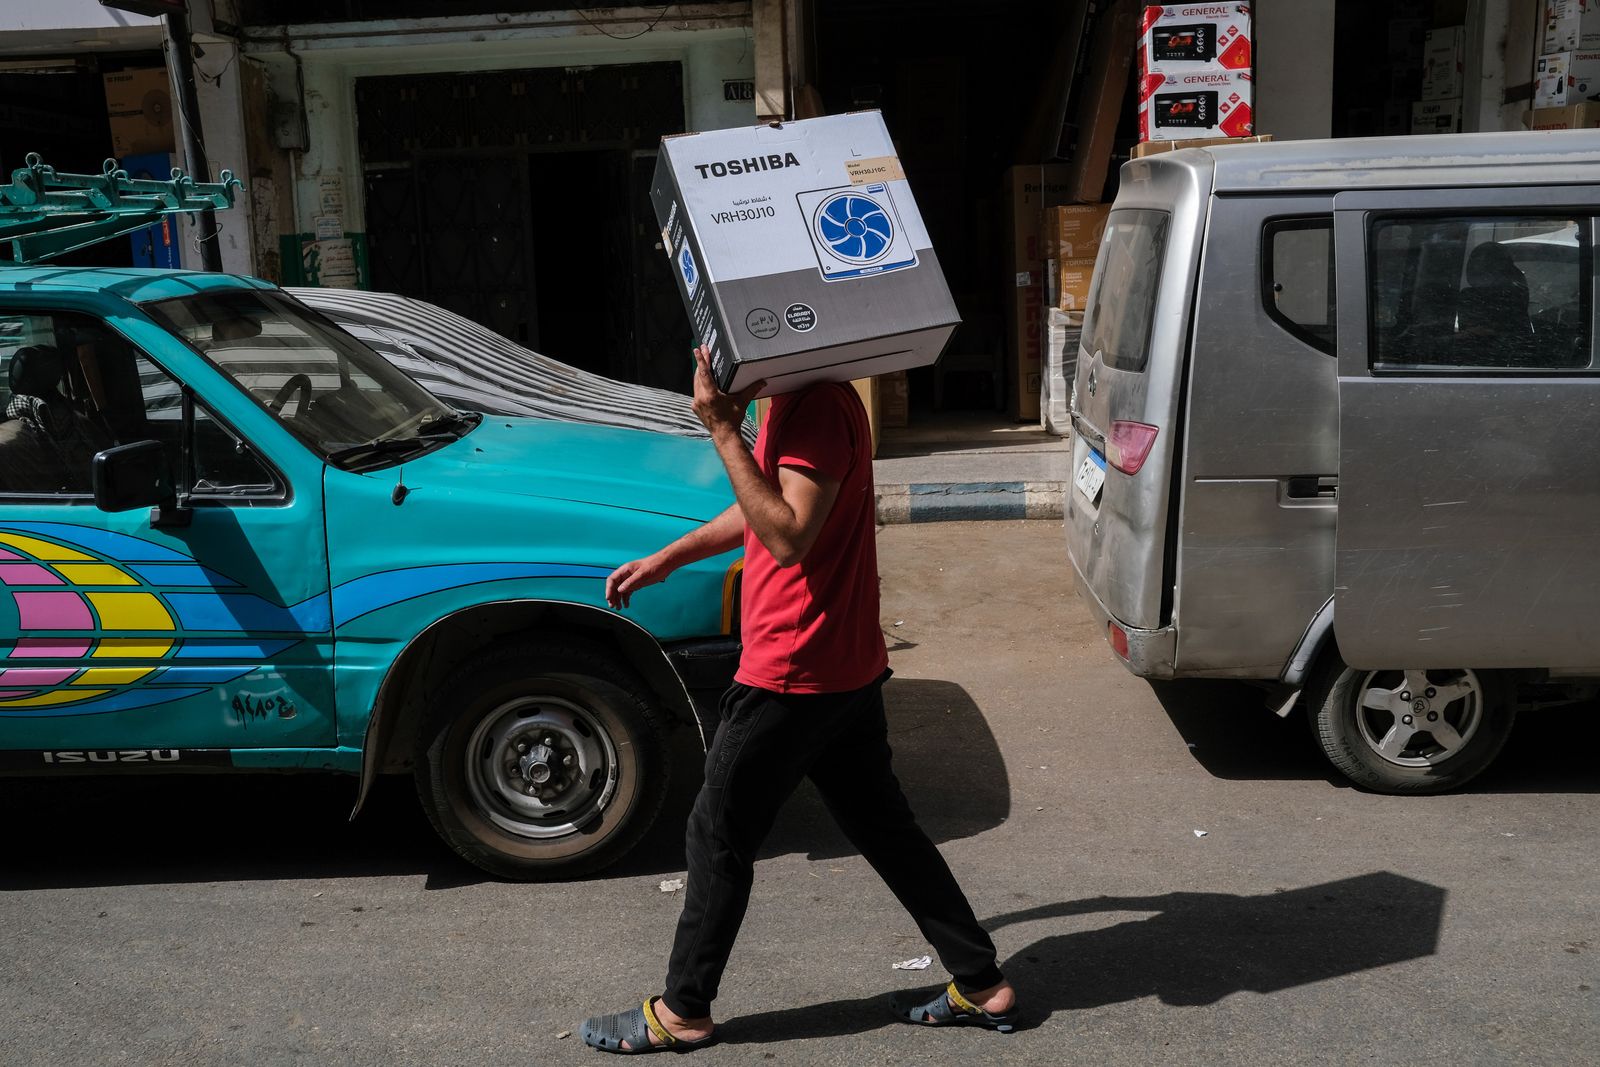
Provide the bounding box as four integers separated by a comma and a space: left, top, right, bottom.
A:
734, 382, 888, 694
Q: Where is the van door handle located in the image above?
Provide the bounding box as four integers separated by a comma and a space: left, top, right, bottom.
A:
1283, 476, 1338, 500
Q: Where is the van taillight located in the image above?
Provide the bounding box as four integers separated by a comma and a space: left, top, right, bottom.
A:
1108, 421, 1159, 475
1108, 622, 1130, 659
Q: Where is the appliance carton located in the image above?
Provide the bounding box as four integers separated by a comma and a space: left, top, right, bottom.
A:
1002, 164, 1072, 422
1550, 0, 1600, 49
649, 112, 959, 396
1138, 69, 1254, 140
1537, 52, 1572, 108
1525, 102, 1600, 128
103, 68, 175, 159
1411, 98, 1462, 134
1138, 5, 1253, 73
1421, 27, 1465, 101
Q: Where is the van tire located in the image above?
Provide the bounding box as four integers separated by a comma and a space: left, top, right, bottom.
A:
1306, 653, 1515, 794
414, 639, 668, 880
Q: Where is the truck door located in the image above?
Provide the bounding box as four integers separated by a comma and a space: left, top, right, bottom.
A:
0, 304, 335, 755
1331, 188, 1600, 671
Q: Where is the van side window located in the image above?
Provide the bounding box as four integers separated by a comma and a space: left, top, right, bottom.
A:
1083, 209, 1169, 372
1262, 218, 1335, 356
1370, 216, 1593, 371
0, 310, 278, 500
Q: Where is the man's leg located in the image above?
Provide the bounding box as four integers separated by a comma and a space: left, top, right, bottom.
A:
806, 683, 1006, 997
662, 684, 816, 1021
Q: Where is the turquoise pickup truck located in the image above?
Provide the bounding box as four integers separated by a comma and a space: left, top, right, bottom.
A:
0, 164, 741, 880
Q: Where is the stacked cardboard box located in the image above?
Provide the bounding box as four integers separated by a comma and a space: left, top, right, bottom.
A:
103, 68, 175, 159
1412, 25, 1464, 134
1529, 2, 1600, 128
1136, 4, 1254, 143
1041, 307, 1078, 438
1045, 204, 1111, 317
1002, 164, 1072, 422
1129, 133, 1273, 158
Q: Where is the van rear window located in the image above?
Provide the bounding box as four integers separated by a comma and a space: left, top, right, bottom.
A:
1083, 208, 1169, 373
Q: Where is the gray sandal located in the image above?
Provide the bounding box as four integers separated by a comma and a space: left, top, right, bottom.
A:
579, 998, 716, 1055
892, 981, 1017, 1033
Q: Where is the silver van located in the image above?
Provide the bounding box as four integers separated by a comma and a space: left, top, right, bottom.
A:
1066, 131, 1600, 794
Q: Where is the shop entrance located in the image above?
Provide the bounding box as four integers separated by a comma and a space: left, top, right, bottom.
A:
356, 62, 691, 388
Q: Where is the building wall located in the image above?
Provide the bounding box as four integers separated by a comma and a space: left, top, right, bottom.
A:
241, 10, 754, 287
1255, 0, 1337, 140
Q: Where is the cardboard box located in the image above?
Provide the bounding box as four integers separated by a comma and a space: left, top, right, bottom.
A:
1138, 69, 1254, 141
1051, 261, 1097, 313
1554, 1, 1600, 52
103, 68, 175, 159
1524, 102, 1600, 128
1421, 26, 1465, 101
1002, 164, 1072, 422
1537, 52, 1572, 108
1041, 307, 1078, 437
1048, 204, 1112, 262
1138, 4, 1253, 73
1129, 133, 1273, 158
1411, 98, 1462, 135
878, 369, 908, 428
649, 112, 959, 396
1569, 49, 1600, 100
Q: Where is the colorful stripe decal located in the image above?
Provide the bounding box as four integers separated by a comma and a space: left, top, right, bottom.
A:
173, 639, 299, 660
128, 564, 239, 588
331, 563, 610, 627
165, 593, 330, 634
1, 523, 189, 562
0, 564, 63, 586
157, 665, 255, 685
9, 638, 92, 659
15, 591, 94, 630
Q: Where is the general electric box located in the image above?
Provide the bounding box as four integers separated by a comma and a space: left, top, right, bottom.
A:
650, 112, 959, 396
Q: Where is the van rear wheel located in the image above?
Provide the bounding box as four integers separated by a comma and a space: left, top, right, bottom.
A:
414, 640, 668, 880
1306, 655, 1514, 794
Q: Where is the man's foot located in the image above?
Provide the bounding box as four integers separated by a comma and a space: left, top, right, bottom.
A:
968, 979, 1017, 1015
642, 998, 714, 1049
578, 997, 716, 1054
891, 979, 1019, 1033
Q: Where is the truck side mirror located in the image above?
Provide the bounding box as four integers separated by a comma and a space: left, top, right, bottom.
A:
92, 440, 188, 526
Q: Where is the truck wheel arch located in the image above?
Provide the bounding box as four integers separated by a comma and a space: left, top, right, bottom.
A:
349, 600, 700, 818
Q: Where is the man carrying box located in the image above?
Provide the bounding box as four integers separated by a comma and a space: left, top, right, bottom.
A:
578, 346, 1018, 1053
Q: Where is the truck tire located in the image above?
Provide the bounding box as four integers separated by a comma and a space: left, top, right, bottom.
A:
1306, 652, 1515, 795
415, 639, 669, 880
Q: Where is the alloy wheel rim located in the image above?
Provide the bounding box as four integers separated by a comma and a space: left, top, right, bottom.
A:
1355, 668, 1484, 768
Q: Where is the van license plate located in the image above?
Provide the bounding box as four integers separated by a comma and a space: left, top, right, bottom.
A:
1075, 448, 1107, 504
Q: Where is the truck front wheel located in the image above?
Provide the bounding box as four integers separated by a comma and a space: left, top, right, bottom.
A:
415, 640, 669, 880
1307, 654, 1515, 794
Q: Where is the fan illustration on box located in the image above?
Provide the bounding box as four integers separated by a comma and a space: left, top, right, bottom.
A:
795, 184, 918, 281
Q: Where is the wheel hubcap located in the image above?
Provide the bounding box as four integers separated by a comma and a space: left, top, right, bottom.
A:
1355, 668, 1484, 768
464, 697, 619, 839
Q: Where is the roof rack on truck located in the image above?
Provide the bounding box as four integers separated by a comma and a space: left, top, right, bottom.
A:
0, 153, 241, 265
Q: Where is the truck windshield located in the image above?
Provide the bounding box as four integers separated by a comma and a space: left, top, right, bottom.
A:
142, 288, 468, 467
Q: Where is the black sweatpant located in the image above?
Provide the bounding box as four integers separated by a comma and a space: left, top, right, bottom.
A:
662, 671, 1004, 1019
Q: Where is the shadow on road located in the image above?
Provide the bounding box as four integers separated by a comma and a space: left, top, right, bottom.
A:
611, 675, 1010, 875
0, 677, 1007, 890
720, 871, 1446, 1043
1150, 679, 1600, 794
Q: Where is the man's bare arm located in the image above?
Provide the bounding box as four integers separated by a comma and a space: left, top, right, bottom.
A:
605, 504, 742, 609
690, 346, 840, 567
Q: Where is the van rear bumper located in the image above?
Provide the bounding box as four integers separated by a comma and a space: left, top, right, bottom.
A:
1070, 552, 1178, 679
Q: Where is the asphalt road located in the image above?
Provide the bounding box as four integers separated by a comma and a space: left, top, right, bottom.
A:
2, 521, 1596, 1066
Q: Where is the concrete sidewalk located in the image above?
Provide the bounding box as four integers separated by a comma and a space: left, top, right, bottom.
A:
873, 414, 1069, 523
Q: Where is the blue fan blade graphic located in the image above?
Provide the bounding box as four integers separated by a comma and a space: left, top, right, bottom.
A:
819, 214, 848, 240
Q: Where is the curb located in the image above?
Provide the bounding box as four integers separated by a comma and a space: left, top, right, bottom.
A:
876, 481, 1063, 524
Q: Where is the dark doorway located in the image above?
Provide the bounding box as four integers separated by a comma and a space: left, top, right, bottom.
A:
356, 62, 689, 388
527, 149, 628, 375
